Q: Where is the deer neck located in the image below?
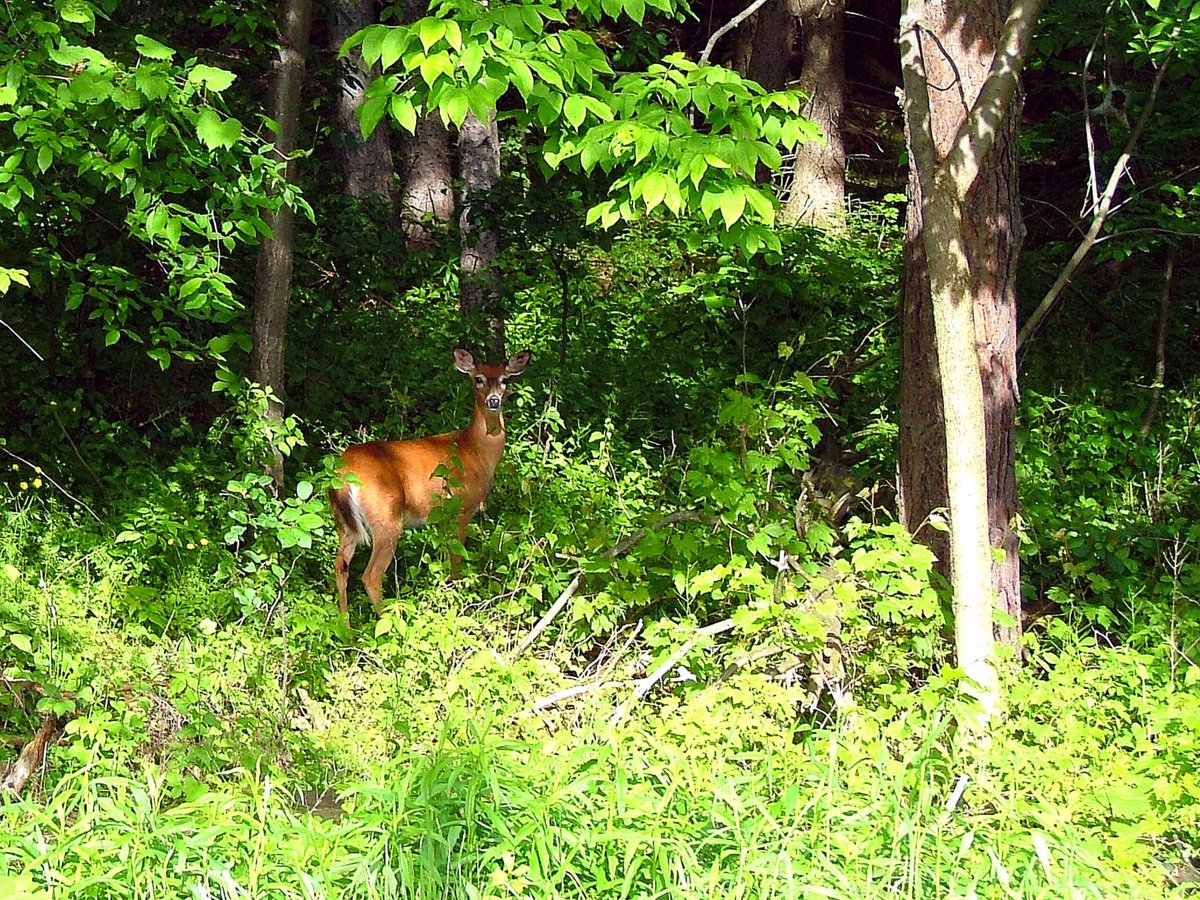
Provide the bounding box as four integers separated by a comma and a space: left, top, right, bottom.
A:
461, 403, 507, 467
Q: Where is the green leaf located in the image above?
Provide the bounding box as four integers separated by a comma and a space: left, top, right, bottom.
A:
195, 108, 242, 150
134, 34, 175, 61
390, 95, 418, 134
508, 58, 534, 99
58, 0, 96, 30
359, 91, 389, 138
418, 18, 446, 52
380, 28, 407, 70
188, 64, 236, 92
419, 53, 453, 87
441, 88, 469, 128
10, 633, 33, 654
718, 189, 746, 228
639, 172, 668, 211
460, 43, 486, 81
563, 94, 587, 128
296, 480, 314, 501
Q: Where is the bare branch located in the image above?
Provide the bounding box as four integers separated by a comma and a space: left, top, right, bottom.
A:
511, 511, 712, 658
699, 0, 773, 65
608, 618, 736, 729
1018, 49, 1173, 349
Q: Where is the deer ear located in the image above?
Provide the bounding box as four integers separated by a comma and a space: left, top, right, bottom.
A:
505, 350, 532, 376
453, 348, 476, 374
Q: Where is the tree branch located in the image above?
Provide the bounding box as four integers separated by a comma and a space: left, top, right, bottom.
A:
511, 511, 712, 657
699, 0, 773, 65
1018, 49, 1173, 350
608, 618, 736, 729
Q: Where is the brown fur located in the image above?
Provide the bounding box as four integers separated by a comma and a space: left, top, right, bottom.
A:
330, 349, 531, 617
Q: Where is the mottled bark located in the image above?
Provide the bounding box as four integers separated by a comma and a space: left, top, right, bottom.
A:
782, 1, 846, 226
251, 0, 312, 491
729, 0, 796, 90
329, 0, 395, 200
899, 0, 1041, 679
399, 115, 455, 245
399, 0, 454, 246
458, 109, 504, 357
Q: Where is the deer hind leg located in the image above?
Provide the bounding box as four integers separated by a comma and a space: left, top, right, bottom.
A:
361, 523, 401, 616
330, 488, 361, 617
334, 526, 358, 617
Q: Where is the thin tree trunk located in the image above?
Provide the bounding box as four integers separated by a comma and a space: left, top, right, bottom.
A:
782, 1, 846, 226
458, 109, 504, 357
329, 0, 395, 201
1140, 245, 1176, 436
251, 0, 312, 492
899, 0, 1044, 724
728, 0, 796, 89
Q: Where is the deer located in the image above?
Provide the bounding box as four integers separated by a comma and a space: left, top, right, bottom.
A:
329, 348, 532, 617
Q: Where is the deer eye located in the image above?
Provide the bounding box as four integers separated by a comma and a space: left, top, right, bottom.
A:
499, 377, 509, 386
475, 376, 486, 386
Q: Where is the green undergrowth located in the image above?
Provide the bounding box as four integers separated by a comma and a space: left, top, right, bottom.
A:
2, 492, 1196, 898
3, 220, 1199, 897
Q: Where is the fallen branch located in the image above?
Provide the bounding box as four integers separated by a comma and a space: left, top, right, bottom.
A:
512, 510, 712, 658
531, 680, 624, 712
608, 618, 735, 729
1, 714, 62, 797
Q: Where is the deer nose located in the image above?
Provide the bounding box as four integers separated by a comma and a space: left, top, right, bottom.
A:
486, 395, 502, 410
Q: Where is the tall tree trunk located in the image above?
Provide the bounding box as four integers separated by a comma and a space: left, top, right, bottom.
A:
898, 0, 1043, 723
400, 115, 455, 246
399, 0, 454, 247
782, 1, 846, 226
329, 0, 395, 201
251, 0, 312, 492
458, 109, 504, 357
729, 0, 796, 90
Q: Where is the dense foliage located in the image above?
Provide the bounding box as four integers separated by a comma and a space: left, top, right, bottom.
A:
1, 0, 1199, 897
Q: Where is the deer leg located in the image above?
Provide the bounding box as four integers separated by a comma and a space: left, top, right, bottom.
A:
449, 515, 472, 581
362, 524, 401, 616
334, 526, 358, 617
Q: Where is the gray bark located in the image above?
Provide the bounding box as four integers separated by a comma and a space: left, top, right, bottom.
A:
329, 0, 395, 200
782, 2, 846, 226
458, 109, 504, 356
251, 0, 312, 491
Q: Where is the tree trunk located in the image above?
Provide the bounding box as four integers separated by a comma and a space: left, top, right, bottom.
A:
399, 0, 454, 246
458, 109, 504, 357
729, 0, 796, 90
329, 0, 395, 201
782, 1, 846, 226
400, 115, 455, 246
898, 0, 1044, 723
250, 0, 312, 491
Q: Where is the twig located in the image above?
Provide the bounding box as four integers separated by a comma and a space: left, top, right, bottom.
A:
2, 448, 102, 523
698, 0, 772, 65
0, 317, 44, 361
608, 618, 735, 729
531, 680, 623, 712
1018, 48, 1173, 350
511, 510, 712, 657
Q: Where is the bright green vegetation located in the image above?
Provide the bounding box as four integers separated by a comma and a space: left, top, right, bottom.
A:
3, 218, 1198, 897
2, 0, 1200, 897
